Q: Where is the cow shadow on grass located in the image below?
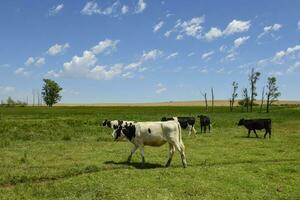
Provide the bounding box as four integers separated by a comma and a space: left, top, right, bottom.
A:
104, 160, 164, 169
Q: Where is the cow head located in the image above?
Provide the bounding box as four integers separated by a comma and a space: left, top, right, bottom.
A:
102, 119, 111, 128
112, 122, 133, 140
114, 123, 135, 141
197, 115, 204, 120
238, 118, 245, 126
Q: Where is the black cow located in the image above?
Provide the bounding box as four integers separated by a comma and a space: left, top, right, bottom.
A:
238, 118, 272, 138
197, 115, 211, 133
161, 116, 196, 135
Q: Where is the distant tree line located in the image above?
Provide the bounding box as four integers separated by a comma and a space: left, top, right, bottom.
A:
0, 97, 27, 107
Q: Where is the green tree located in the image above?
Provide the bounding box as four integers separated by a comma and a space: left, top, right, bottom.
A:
266, 76, 281, 113
248, 68, 261, 112
42, 79, 62, 107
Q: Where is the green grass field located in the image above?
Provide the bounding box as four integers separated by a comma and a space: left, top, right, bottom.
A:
0, 106, 299, 199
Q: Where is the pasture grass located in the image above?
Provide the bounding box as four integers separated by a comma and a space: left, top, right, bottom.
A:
0, 106, 299, 199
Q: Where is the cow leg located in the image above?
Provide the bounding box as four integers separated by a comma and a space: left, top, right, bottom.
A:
253, 130, 259, 138
192, 125, 197, 135
264, 129, 268, 139
188, 125, 192, 136
200, 125, 203, 133
269, 129, 271, 139
165, 144, 176, 167
247, 129, 251, 137
208, 124, 211, 133
127, 145, 138, 163
204, 126, 206, 133
174, 143, 187, 168
139, 145, 145, 166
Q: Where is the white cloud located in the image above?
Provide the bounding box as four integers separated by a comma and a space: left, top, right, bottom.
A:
0, 86, 15, 95
234, 36, 250, 48
223, 20, 251, 36
45, 70, 61, 78
174, 16, 205, 39
142, 49, 163, 61
187, 52, 195, 57
14, 68, 29, 76
49, 4, 64, 16
63, 50, 97, 77
156, 83, 167, 94
204, 19, 251, 41
36, 58, 45, 66
135, 0, 146, 13
59, 39, 120, 80
258, 23, 282, 38
124, 62, 142, 70
48, 40, 163, 80
287, 62, 300, 73
91, 39, 119, 54
166, 52, 178, 60
47, 43, 70, 56
201, 51, 214, 60
225, 52, 237, 61
121, 5, 129, 14
25, 57, 35, 66
176, 35, 183, 40
25, 57, 45, 67
89, 64, 123, 80
166, 13, 173, 18
204, 27, 222, 41
272, 45, 300, 63
81, 0, 146, 16
164, 30, 172, 37
219, 45, 227, 52
298, 20, 300, 30
81, 2, 99, 15
153, 21, 164, 33
122, 71, 134, 78
81, 1, 121, 16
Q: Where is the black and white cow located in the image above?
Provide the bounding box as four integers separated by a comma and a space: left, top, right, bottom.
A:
102, 119, 135, 138
238, 118, 272, 138
114, 121, 187, 168
161, 117, 196, 135
197, 115, 211, 133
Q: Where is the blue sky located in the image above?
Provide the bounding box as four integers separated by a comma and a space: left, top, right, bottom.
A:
0, 0, 300, 103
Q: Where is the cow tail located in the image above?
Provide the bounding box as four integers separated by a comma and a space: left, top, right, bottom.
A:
178, 122, 185, 149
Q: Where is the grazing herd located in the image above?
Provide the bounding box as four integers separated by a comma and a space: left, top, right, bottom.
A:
102, 115, 272, 168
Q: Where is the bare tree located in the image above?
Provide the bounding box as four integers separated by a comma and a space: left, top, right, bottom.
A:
32, 89, 35, 107
37, 90, 40, 107
230, 81, 238, 111
266, 76, 281, 113
201, 91, 208, 111
211, 88, 214, 111
241, 88, 249, 112
260, 87, 265, 113
249, 68, 261, 112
